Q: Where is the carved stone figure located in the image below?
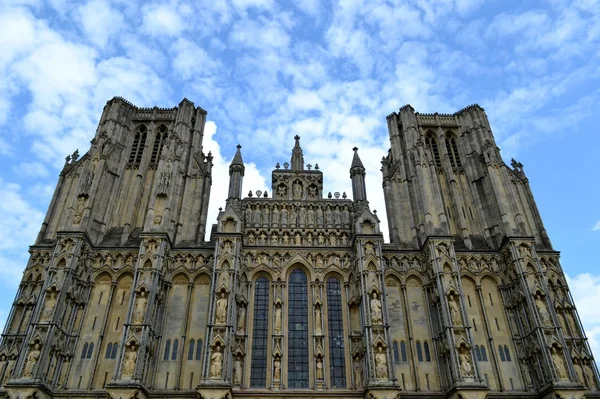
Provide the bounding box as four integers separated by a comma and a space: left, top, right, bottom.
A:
316, 356, 324, 380
41, 291, 57, 322
329, 234, 337, 246
233, 355, 243, 384
459, 351, 473, 377
123, 345, 137, 377
245, 205, 252, 225
24, 343, 41, 377
262, 205, 270, 225
333, 207, 341, 226
271, 234, 278, 245
325, 206, 333, 225
281, 207, 288, 225
133, 290, 147, 324
342, 206, 350, 225
274, 356, 281, 380
535, 295, 551, 326
375, 346, 387, 380
316, 206, 324, 226
290, 206, 297, 225
73, 196, 85, 224
318, 234, 325, 245
274, 304, 282, 333
216, 293, 228, 324
370, 292, 383, 324
219, 265, 229, 289
307, 206, 315, 225
272, 205, 279, 225
298, 206, 306, 225
283, 234, 290, 245
354, 357, 363, 387
552, 347, 567, 379
315, 305, 322, 334
253, 206, 261, 226
293, 181, 303, 199
210, 346, 223, 379
237, 305, 246, 333
449, 295, 462, 325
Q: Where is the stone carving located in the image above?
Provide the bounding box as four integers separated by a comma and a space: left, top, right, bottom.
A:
218, 265, 229, 290
133, 290, 147, 324
281, 207, 288, 225
325, 206, 333, 226
449, 294, 462, 325
293, 181, 303, 199
535, 294, 551, 326
274, 355, 281, 380
215, 293, 228, 324
233, 355, 243, 384
210, 346, 223, 379
274, 303, 282, 333
23, 343, 41, 377
41, 290, 57, 322
315, 304, 323, 334
157, 170, 171, 194
290, 206, 297, 226
375, 346, 387, 380
253, 206, 261, 226
370, 292, 383, 324
123, 345, 137, 377
237, 304, 246, 334
262, 205, 270, 225
316, 207, 324, 226
73, 196, 86, 224
316, 356, 324, 380
459, 350, 474, 377
354, 356, 363, 387
298, 206, 306, 225
552, 347, 567, 379
307, 206, 315, 225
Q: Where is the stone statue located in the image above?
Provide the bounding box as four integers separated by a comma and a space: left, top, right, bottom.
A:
233, 355, 243, 384
73, 196, 85, 224
449, 295, 462, 325
459, 351, 473, 377
123, 345, 137, 377
283, 234, 290, 245
316, 206, 324, 226
245, 205, 252, 225
262, 205, 270, 226
307, 206, 315, 225
133, 290, 147, 324
295, 233, 302, 246
237, 305, 246, 334
375, 346, 387, 380
318, 234, 325, 245
316, 356, 324, 380
281, 207, 288, 225
293, 181, 302, 199
315, 305, 322, 334
253, 206, 261, 226
298, 206, 306, 225
219, 266, 229, 289
274, 356, 281, 380
329, 234, 337, 246
354, 357, 363, 387
272, 205, 279, 225
41, 291, 57, 322
271, 234, 278, 245
535, 295, 551, 326
370, 292, 382, 324
290, 206, 297, 225
216, 293, 228, 324
24, 343, 41, 377
210, 346, 223, 379
552, 348, 567, 379
274, 304, 282, 333
342, 206, 350, 225
325, 206, 333, 225
333, 207, 341, 226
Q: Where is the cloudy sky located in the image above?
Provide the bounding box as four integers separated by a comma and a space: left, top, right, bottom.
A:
1, 0, 599, 360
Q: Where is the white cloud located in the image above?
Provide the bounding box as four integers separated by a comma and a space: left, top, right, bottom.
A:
567, 273, 600, 362
592, 221, 600, 231
77, 0, 125, 49
12, 161, 49, 178
142, 4, 185, 37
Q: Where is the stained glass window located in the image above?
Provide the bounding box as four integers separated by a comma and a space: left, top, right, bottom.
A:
164, 340, 171, 361
393, 341, 400, 363
172, 339, 178, 360
196, 339, 202, 361
188, 339, 195, 360
416, 341, 423, 362
327, 277, 346, 388
424, 341, 431, 362
288, 269, 309, 388
400, 341, 407, 362
250, 277, 270, 387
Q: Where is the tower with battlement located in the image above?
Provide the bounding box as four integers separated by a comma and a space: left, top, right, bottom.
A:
0, 99, 597, 399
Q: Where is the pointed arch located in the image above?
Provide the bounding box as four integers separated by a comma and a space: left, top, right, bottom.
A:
444, 131, 462, 168
250, 276, 270, 388
400, 341, 407, 362
105, 343, 112, 359
188, 339, 195, 361
87, 342, 94, 359
424, 341, 431, 362
287, 268, 309, 388
164, 340, 171, 361
326, 276, 346, 388
129, 125, 147, 168
416, 341, 423, 362
425, 131, 442, 168
171, 339, 178, 360
393, 341, 400, 363
150, 124, 168, 165
111, 342, 118, 359
81, 342, 88, 359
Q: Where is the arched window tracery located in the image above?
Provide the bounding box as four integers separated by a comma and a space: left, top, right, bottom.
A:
164, 340, 171, 361
425, 132, 442, 168
445, 132, 462, 168
129, 126, 147, 168
288, 269, 309, 388
416, 341, 423, 362
150, 125, 168, 166
188, 339, 195, 361
250, 277, 270, 387
400, 341, 407, 362
326, 277, 346, 388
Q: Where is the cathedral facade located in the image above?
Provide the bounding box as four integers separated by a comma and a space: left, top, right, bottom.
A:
0, 98, 598, 399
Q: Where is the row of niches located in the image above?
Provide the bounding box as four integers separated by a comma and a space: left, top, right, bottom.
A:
244, 202, 353, 229
86, 251, 214, 271
245, 230, 351, 247
241, 250, 351, 270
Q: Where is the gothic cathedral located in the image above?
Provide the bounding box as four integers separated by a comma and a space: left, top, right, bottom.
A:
0, 98, 597, 399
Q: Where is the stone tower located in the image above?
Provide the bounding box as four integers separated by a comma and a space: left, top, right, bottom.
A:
0, 99, 597, 399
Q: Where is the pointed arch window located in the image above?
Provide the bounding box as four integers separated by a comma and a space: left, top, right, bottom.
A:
498, 344, 505, 361
172, 339, 179, 360
111, 342, 118, 359
81, 342, 89, 359
150, 125, 168, 166
288, 269, 309, 388
425, 132, 442, 168
475, 345, 482, 361
481, 345, 488, 361
105, 343, 113, 359
129, 126, 147, 168
327, 277, 346, 388
416, 341, 423, 362
196, 338, 202, 361
250, 277, 270, 388
445, 133, 462, 168
393, 341, 400, 363
424, 341, 431, 362
504, 345, 511, 361
400, 341, 407, 362
164, 340, 171, 361
188, 339, 195, 361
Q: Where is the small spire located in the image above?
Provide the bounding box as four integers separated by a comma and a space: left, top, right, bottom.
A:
230, 144, 244, 167
291, 135, 304, 171
350, 147, 365, 170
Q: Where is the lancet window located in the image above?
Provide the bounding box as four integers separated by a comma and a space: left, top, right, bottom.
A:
326, 277, 346, 388
129, 125, 147, 168
250, 277, 270, 388
150, 124, 168, 166
445, 132, 462, 168
288, 269, 309, 388
425, 132, 442, 168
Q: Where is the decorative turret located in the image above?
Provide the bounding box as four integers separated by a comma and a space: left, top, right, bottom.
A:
291, 135, 304, 171
350, 147, 367, 202
228, 145, 245, 200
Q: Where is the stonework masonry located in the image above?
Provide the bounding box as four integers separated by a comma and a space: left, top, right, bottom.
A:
0, 98, 597, 399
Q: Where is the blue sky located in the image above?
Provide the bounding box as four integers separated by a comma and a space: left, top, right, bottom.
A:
0, 0, 599, 358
